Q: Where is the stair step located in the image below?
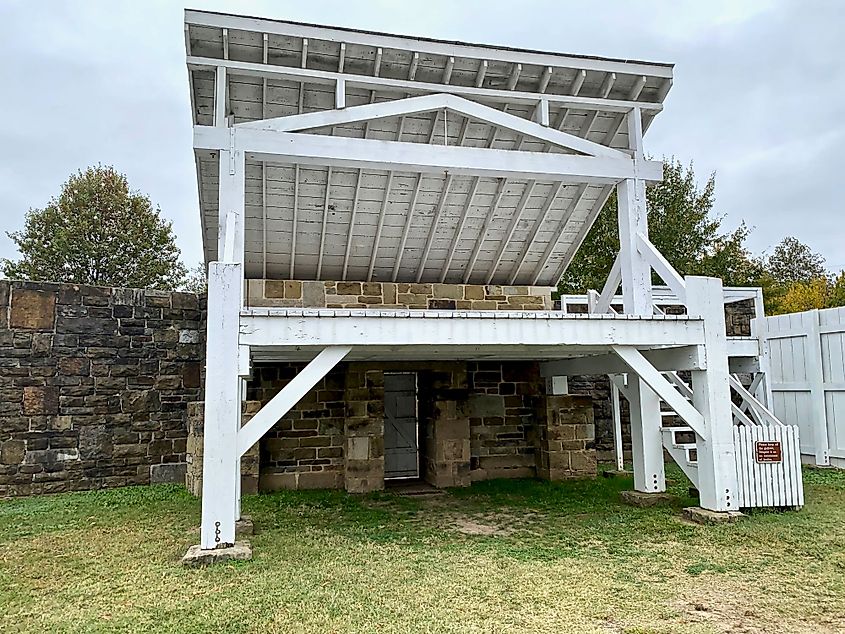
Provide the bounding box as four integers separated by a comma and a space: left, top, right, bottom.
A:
661, 426, 694, 434
675, 442, 696, 450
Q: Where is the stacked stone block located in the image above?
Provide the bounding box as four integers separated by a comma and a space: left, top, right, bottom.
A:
419, 364, 472, 488
343, 364, 385, 493
184, 401, 260, 496
0, 281, 204, 497
467, 361, 542, 480
246, 279, 554, 311
535, 395, 598, 480
248, 364, 346, 490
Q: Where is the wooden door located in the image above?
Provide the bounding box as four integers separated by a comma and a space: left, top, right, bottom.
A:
384, 373, 418, 479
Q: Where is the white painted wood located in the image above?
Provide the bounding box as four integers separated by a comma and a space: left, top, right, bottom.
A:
612, 346, 706, 437
757, 306, 845, 465
636, 233, 687, 304
540, 346, 704, 376
237, 346, 351, 457
485, 180, 536, 283
214, 66, 227, 127
188, 56, 666, 114
686, 276, 739, 512
594, 255, 622, 315
335, 78, 346, 109
240, 310, 707, 350
238, 93, 629, 160
186, 11, 674, 81
734, 425, 803, 508
611, 379, 624, 471
200, 262, 242, 549
197, 126, 662, 184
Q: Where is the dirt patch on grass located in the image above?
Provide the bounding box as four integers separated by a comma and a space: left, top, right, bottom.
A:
452, 517, 512, 536
670, 583, 845, 634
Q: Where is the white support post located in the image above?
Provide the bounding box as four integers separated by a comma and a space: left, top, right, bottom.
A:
616, 106, 664, 493
200, 261, 242, 549
686, 276, 739, 512
200, 145, 245, 550
611, 378, 624, 471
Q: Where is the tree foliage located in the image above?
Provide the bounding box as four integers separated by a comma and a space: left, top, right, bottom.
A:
767, 236, 827, 285
558, 159, 762, 294
2, 166, 186, 290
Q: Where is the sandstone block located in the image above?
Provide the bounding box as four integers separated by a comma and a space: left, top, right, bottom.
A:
10, 289, 55, 330
682, 506, 746, 525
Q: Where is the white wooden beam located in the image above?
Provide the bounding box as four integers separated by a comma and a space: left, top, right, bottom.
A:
188, 56, 665, 114
549, 184, 614, 284
486, 179, 536, 284
240, 310, 707, 350
541, 346, 705, 375
612, 346, 706, 438
369, 171, 395, 280
600, 72, 616, 98
636, 232, 686, 304
214, 66, 227, 127
570, 69, 587, 96
408, 52, 420, 80
237, 347, 352, 458
373, 47, 383, 76
532, 98, 550, 127
440, 175, 481, 283
197, 127, 661, 184
200, 261, 241, 549
475, 59, 488, 88
338, 42, 346, 72
217, 149, 245, 264
611, 378, 625, 471
464, 178, 507, 282
594, 254, 622, 314
507, 63, 522, 90
290, 165, 299, 278
186, 10, 674, 79
335, 78, 346, 109
686, 276, 739, 512
392, 173, 424, 282
442, 56, 455, 84
416, 174, 454, 283
238, 93, 629, 159
538, 66, 553, 93
508, 181, 564, 284
316, 166, 332, 278
530, 183, 589, 285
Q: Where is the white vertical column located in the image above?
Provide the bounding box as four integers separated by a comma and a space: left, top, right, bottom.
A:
200, 147, 245, 549
616, 107, 664, 493
687, 276, 738, 512
200, 261, 242, 548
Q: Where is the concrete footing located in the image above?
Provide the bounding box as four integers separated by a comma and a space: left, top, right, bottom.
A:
181, 541, 252, 567
620, 490, 675, 507
236, 515, 254, 536
683, 506, 746, 525
602, 469, 629, 479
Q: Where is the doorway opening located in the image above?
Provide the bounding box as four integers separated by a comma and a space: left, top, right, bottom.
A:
383, 372, 419, 480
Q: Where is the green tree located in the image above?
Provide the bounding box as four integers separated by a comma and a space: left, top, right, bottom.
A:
558, 159, 762, 294
766, 236, 827, 285
182, 261, 208, 294
2, 166, 186, 290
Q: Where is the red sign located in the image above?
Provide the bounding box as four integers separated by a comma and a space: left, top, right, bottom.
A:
755, 441, 782, 463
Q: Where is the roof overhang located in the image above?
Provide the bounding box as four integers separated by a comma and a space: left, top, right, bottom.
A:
185, 10, 674, 285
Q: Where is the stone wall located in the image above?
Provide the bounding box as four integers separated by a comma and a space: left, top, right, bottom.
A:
246, 279, 554, 311
0, 281, 204, 497
467, 361, 542, 480
238, 359, 595, 493
246, 364, 347, 491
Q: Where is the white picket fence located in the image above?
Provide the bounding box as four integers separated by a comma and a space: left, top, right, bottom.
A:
754, 306, 845, 467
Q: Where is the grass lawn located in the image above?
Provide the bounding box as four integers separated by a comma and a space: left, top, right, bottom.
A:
1, 466, 844, 634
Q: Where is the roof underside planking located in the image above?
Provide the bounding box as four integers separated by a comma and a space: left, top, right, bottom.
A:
185, 9, 674, 286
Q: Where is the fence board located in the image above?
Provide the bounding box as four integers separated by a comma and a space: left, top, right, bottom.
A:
755, 306, 845, 466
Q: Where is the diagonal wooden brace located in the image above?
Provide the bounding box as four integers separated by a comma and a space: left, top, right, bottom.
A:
237, 346, 352, 458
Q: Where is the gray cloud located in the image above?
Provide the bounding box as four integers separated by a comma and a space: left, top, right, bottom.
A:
1, 0, 841, 272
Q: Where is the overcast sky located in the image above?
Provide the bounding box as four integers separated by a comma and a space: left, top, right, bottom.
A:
1, 0, 842, 272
